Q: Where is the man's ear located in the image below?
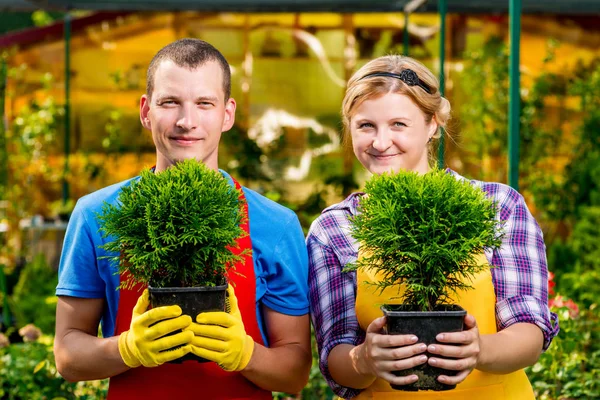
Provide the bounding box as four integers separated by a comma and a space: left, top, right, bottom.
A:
221, 98, 237, 132
140, 94, 151, 130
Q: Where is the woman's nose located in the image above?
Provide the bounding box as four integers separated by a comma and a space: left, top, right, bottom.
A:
372, 129, 392, 151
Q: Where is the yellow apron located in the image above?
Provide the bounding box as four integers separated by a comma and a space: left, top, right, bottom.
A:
350, 254, 535, 400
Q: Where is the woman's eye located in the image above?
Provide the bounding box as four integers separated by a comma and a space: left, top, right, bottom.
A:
394, 121, 406, 127
358, 122, 374, 129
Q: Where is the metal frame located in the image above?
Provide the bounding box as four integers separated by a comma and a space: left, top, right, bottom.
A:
0, 57, 9, 329
508, 0, 521, 190
1, 0, 598, 14
437, 0, 446, 169
63, 13, 71, 203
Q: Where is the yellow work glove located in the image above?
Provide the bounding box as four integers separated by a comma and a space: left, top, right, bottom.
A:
185, 285, 255, 372
118, 289, 194, 368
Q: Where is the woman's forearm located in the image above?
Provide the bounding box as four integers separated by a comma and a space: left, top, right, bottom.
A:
329, 344, 377, 389
477, 323, 544, 374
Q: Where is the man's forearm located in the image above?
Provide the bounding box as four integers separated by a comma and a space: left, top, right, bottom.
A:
54, 330, 130, 382
240, 342, 312, 394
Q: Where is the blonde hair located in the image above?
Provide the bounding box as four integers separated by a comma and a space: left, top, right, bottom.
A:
341, 55, 451, 143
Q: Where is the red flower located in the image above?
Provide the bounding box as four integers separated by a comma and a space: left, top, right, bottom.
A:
548, 271, 556, 295
565, 299, 580, 318
549, 295, 580, 318
549, 295, 564, 309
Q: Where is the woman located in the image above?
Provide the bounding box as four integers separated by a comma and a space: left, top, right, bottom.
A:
307, 55, 559, 399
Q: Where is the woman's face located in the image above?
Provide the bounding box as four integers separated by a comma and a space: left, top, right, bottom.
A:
350, 92, 437, 175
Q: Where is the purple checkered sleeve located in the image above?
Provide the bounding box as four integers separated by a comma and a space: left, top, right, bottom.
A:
307, 171, 559, 397
307, 193, 364, 399
464, 173, 560, 350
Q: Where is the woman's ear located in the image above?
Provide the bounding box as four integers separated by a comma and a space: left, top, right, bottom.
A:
427, 116, 439, 140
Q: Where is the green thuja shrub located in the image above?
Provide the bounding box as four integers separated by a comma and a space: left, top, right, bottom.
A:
97, 159, 247, 288
347, 169, 503, 311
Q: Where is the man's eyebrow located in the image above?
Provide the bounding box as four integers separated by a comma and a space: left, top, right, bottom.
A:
196, 96, 219, 102
154, 95, 220, 103
154, 94, 179, 102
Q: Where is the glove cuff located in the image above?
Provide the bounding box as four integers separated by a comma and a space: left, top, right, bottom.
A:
118, 330, 142, 368
237, 335, 255, 371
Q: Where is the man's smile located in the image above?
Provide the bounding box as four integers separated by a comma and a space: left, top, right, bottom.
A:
170, 136, 202, 146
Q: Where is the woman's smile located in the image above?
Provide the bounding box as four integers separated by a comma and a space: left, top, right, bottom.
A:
369, 153, 400, 159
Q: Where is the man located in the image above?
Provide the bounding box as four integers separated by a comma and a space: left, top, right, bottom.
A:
54, 38, 312, 399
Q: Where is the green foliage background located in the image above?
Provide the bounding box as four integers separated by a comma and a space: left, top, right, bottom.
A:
9, 255, 58, 335
0, 339, 107, 400
458, 37, 600, 399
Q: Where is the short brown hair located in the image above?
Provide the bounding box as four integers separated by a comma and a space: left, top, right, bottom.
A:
146, 38, 231, 101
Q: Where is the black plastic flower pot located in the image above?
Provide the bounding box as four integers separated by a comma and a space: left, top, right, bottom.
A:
381, 304, 467, 391
149, 283, 227, 363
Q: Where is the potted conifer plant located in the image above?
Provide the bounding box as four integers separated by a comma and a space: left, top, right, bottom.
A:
97, 158, 247, 362
346, 169, 503, 391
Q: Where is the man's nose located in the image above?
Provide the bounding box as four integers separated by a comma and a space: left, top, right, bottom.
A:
176, 104, 199, 131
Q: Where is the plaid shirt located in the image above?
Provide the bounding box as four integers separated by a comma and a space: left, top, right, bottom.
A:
307, 169, 560, 399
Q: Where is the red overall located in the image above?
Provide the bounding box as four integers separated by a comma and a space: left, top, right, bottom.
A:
108, 178, 272, 400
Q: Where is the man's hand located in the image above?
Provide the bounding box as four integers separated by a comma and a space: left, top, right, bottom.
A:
118, 289, 194, 368
186, 285, 254, 372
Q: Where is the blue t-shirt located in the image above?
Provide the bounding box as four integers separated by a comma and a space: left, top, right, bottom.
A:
56, 170, 309, 345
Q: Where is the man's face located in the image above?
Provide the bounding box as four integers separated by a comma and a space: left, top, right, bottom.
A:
140, 59, 236, 172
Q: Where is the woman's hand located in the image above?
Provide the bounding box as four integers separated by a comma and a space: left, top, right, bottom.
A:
426, 314, 481, 385
352, 316, 428, 387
